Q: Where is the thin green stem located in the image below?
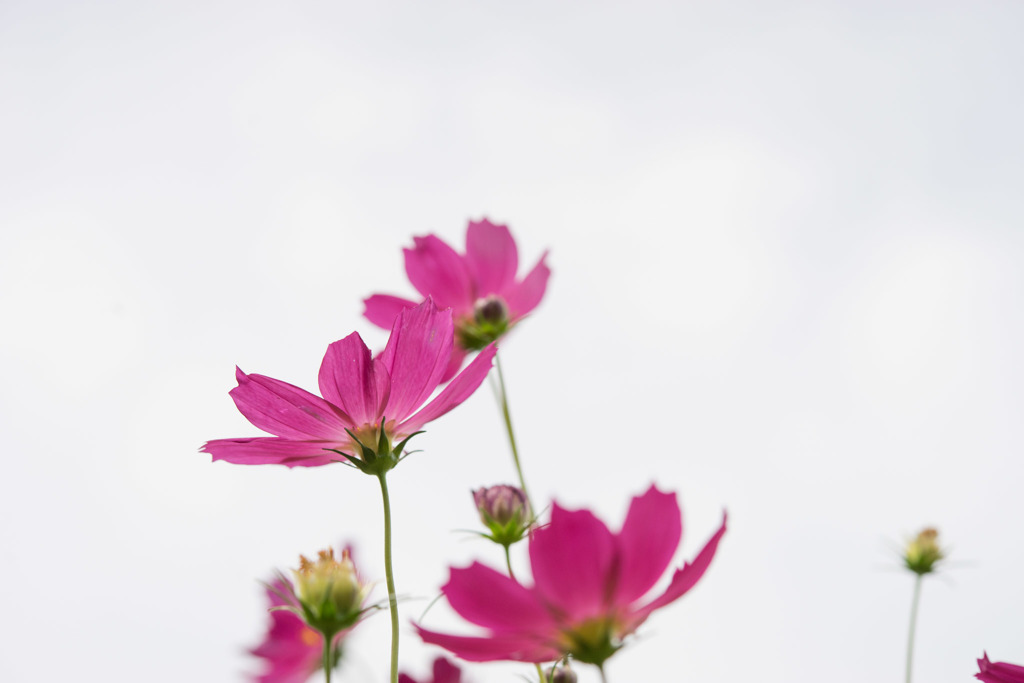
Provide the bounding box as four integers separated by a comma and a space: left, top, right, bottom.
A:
494, 352, 532, 511
378, 473, 399, 683
905, 574, 923, 683
535, 663, 546, 682
503, 544, 516, 581
322, 633, 333, 683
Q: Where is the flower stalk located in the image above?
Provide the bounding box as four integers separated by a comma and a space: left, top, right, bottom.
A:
494, 351, 532, 512
905, 573, 922, 683
378, 472, 400, 683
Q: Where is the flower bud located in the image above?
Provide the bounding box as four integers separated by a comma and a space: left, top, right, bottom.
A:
903, 528, 945, 575
293, 548, 369, 635
473, 485, 531, 546
455, 296, 510, 350
549, 664, 578, 683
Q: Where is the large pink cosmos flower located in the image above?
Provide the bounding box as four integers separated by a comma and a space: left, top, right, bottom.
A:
399, 657, 465, 683
249, 579, 333, 683
364, 218, 550, 380
977, 653, 1024, 683
202, 299, 496, 468
415, 486, 727, 667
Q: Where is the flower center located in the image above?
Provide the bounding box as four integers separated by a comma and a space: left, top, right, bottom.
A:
559, 616, 621, 666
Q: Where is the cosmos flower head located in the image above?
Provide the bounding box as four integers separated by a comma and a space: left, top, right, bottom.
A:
416, 486, 726, 668
202, 299, 496, 470
364, 218, 550, 380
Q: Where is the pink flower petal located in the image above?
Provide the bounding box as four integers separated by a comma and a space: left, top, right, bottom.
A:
318, 332, 391, 427
414, 625, 559, 663
432, 658, 463, 683
230, 367, 352, 440
977, 653, 1024, 683
502, 251, 550, 319
465, 218, 519, 296
612, 486, 682, 607
529, 503, 616, 622
442, 562, 555, 634
378, 300, 455, 422
404, 235, 473, 311
202, 437, 342, 467
363, 294, 418, 330
398, 343, 496, 435
439, 346, 469, 384
625, 512, 727, 630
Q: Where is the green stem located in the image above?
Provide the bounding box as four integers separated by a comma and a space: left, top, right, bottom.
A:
378, 473, 399, 683
494, 351, 532, 511
535, 663, 546, 683
598, 663, 609, 683
322, 632, 333, 683
503, 544, 516, 580
905, 574, 923, 683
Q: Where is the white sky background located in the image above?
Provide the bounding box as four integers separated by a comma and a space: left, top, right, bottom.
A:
1, 1, 1022, 681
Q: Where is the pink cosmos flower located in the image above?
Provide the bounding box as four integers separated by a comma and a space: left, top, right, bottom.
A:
364, 218, 550, 380
977, 653, 1024, 683
202, 299, 496, 468
249, 578, 333, 683
399, 657, 465, 683
415, 486, 727, 667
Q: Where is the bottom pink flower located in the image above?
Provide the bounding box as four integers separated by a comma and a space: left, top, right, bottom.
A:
977, 653, 1024, 683
399, 657, 465, 683
415, 485, 726, 667
249, 579, 338, 683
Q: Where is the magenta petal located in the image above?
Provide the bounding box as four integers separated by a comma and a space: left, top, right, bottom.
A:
439, 346, 469, 384
432, 658, 463, 683
202, 437, 341, 467
364, 294, 418, 330
230, 368, 351, 440
503, 251, 550, 318
612, 486, 683, 607
318, 333, 391, 427
529, 503, 616, 622
398, 343, 496, 435
442, 562, 554, 634
404, 235, 473, 310
379, 300, 455, 422
465, 218, 519, 296
977, 653, 1024, 683
414, 625, 558, 663
626, 512, 727, 629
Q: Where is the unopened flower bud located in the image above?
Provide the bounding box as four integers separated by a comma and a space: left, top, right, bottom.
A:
473, 485, 531, 546
550, 664, 578, 683
903, 528, 945, 576
293, 548, 368, 635
456, 296, 510, 350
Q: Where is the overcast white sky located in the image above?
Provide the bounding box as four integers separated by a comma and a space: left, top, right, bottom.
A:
2, 1, 1023, 682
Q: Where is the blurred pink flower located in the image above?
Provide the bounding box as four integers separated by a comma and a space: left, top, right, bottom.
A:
415, 486, 726, 667
364, 218, 550, 380
399, 657, 465, 683
203, 299, 496, 468
977, 653, 1024, 683
249, 578, 331, 683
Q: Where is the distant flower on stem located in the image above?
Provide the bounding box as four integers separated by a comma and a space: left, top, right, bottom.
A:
474, 485, 532, 547
287, 547, 371, 637
976, 652, 1024, 683
364, 218, 550, 380
416, 486, 727, 670
399, 657, 466, 683
902, 527, 948, 683
202, 299, 496, 471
